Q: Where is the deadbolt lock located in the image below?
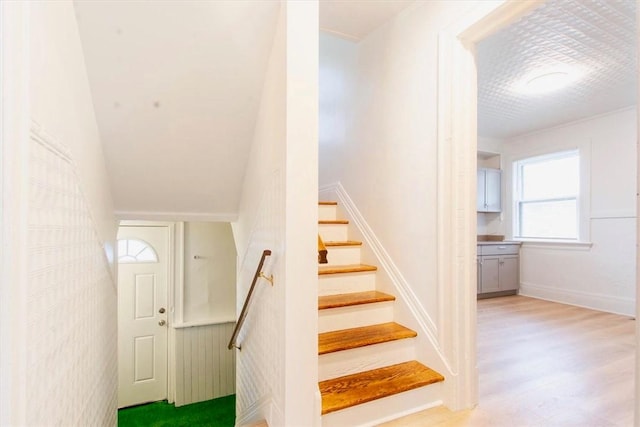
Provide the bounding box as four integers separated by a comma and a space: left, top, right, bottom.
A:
159, 307, 165, 314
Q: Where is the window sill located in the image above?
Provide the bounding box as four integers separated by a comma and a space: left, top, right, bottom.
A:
514, 239, 593, 251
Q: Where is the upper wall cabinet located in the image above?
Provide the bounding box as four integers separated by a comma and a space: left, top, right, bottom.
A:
477, 168, 502, 212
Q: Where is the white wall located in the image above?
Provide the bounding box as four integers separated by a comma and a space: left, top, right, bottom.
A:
176, 222, 238, 407
232, 2, 318, 426
174, 323, 236, 406
183, 222, 237, 323
477, 137, 505, 236
319, 32, 357, 186
319, 0, 484, 328
478, 136, 504, 155
503, 108, 637, 315
0, 2, 30, 423
32, 3, 117, 249
3, 1, 118, 425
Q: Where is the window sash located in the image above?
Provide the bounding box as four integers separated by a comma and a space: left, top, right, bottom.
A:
514, 149, 581, 241
516, 198, 578, 240
516, 150, 579, 202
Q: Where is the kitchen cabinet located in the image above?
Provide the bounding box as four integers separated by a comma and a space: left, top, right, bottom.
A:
477, 243, 520, 297
477, 168, 501, 212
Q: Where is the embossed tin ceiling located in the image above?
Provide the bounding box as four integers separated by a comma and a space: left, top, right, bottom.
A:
477, 0, 637, 139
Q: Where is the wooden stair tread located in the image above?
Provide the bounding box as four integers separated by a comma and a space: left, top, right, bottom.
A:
319, 322, 416, 355
319, 360, 444, 415
319, 219, 349, 225
319, 291, 395, 310
324, 240, 362, 247
318, 264, 377, 275
319, 201, 338, 205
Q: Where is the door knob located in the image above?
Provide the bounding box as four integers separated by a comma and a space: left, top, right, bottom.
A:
158, 319, 166, 326
159, 307, 166, 314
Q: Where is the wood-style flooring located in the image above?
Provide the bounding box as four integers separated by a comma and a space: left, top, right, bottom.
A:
380, 296, 636, 427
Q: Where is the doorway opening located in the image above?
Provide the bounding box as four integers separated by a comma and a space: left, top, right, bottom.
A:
117, 223, 172, 408
116, 220, 238, 409
439, 0, 639, 420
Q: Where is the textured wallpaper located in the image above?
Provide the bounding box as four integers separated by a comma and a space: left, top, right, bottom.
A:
26, 128, 117, 426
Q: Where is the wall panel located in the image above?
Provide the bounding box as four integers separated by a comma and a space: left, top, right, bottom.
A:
174, 322, 236, 406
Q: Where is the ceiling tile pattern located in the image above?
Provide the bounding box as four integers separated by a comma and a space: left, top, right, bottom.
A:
477, 0, 637, 139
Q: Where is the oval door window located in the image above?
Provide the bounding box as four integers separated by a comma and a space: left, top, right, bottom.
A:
117, 239, 159, 263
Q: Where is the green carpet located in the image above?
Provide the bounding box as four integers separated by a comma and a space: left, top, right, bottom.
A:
118, 395, 235, 427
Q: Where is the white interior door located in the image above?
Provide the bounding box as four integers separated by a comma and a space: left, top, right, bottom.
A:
117, 225, 170, 408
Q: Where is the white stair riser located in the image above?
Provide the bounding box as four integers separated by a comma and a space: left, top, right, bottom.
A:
319, 339, 416, 381
321, 382, 443, 427
318, 272, 376, 296
319, 302, 394, 333
325, 246, 361, 266
319, 205, 338, 221
319, 224, 348, 241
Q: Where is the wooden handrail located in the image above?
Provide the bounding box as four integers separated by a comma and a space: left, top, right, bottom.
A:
228, 249, 272, 350
318, 234, 328, 264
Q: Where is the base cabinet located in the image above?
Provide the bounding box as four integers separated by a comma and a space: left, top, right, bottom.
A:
477, 243, 520, 297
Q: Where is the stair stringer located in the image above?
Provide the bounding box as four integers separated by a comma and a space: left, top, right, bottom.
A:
319, 182, 456, 410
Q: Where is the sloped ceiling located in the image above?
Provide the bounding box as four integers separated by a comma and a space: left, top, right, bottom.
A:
74, 0, 280, 219
478, 0, 637, 139
319, 0, 415, 41
75, 0, 416, 219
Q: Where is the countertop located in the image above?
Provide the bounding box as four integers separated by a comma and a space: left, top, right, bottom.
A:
477, 241, 522, 246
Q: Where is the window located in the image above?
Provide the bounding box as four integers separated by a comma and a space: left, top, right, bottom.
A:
118, 239, 158, 263
514, 150, 580, 240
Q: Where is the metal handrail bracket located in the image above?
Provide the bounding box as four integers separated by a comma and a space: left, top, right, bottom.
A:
228, 249, 272, 350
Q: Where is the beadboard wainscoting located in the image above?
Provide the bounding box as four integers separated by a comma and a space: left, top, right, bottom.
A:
174, 322, 236, 406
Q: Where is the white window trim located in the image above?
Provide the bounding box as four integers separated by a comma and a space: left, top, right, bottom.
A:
511, 144, 591, 244
514, 239, 594, 251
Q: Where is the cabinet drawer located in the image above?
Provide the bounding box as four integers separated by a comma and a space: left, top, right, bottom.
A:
479, 244, 520, 256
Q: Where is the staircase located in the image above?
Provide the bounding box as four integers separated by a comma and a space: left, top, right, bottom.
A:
317, 201, 444, 426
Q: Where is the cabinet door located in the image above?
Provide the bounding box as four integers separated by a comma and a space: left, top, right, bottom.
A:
499, 256, 519, 291
484, 168, 502, 212
477, 169, 486, 211
477, 258, 481, 293
479, 256, 500, 293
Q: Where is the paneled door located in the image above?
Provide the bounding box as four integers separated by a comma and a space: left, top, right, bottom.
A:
117, 225, 170, 408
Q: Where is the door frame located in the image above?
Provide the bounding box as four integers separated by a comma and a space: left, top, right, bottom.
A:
0, 1, 30, 424
436, 0, 547, 410
438, 0, 639, 419
118, 220, 183, 405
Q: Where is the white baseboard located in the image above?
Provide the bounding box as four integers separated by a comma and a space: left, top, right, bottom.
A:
519, 282, 635, 317
236, 395, 278, 427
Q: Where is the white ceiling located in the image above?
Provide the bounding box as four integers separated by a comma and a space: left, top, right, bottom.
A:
319, 0, 415, 41
74, 0, 280, 218
74, 0, 415, 218
477, 0, 637, 140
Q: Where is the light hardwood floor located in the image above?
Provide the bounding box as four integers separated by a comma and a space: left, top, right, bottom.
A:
380, 296, 636, 427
